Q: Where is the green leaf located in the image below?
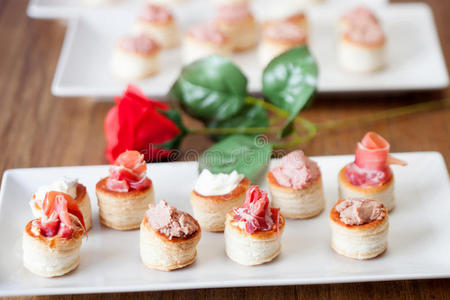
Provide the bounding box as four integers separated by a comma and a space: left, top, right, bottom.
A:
169, 55, 247, 122
262, 46, 318, 137
206, 99, 269, 141
198, 134, 272, 182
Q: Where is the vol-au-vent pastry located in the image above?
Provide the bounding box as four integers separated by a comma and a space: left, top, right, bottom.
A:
338, 132, 407, 212
111, 34, 160, 80
190, 169, 250, 232
267, 150, 325, 219
140, 200, 201, 271
183, 22, 233, 64
215, 4, 259, 51
132, 4, 179, 49
225, 186, 285, 266
30, 177, 93, 231
259, 20, 307, 66
329, 198, 388, 260
96, 150, 155, 230
23, 192, 87, 277
265, 11, 308, 31
338, 6, 386, 73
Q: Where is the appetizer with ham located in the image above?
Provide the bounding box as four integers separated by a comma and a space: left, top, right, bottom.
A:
23, 192, 86, 277
140, 200, 201, 271
259, 19, 307, 66
96, 150, 155, 230
329, 198, 389, 260
215, 3, 259, 51
132, 4, 179, 49
338, 132, 407, 211
190, 169, 250, 232
338, 6, 386, 72
267, 150, 325, 219
224, 186, 285, 266
30, 177, 93, 231
183, 22, 233, 64
111, 34, 160, 80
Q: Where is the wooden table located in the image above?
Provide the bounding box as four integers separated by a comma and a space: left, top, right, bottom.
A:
1, 0, 449, 299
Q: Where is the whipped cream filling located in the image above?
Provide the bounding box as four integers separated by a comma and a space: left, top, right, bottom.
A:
194, 169, 244, 196
30, 177, 79, 217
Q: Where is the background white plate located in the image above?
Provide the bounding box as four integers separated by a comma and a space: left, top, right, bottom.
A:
51, 2, 448, 99
0, 152, 449, 296
27, 0, 389, 19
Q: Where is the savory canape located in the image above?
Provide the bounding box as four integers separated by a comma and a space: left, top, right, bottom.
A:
30, 177, 93, 231
267, 150, 325, 219
338, 6, 386, 73
190, 169, 250, 232
259, 20, 307, 66
96, 150, 155, 230
264, 11, 308, 31
140, 200, 201, 271
23, 191, 86, 277
215, 3, 259, 51
225, 186, 284, 266
183, 22, 233, 64
329, 198, 388, 260
132, 4, 179, 49
338, 132, 407, 212
111, 34, 160, 80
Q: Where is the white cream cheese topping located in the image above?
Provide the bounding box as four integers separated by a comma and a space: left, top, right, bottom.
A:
194, 169, 244, 196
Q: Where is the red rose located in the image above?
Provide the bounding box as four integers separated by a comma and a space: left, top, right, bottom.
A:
104, 85, 183, 163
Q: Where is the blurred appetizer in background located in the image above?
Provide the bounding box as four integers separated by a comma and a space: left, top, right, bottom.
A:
338, 6, 386, 73
183, 22, 232, 64
211, 0, 249, 6
23, 192, 86, 277
190, 169, 250, 232
111, 34, 160, 79
329, 198, 388, 260
96, 150, 155, 230
30, 177, 92, 231
267, 150, 325, 219
140, 200, 201, 271
338, 132, 407, 212
132, 4, 179, 49
215, 3, 259, 51
225, 186, 284, 266
259, 18, 308, 66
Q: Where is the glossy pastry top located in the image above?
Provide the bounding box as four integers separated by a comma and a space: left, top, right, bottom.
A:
345, 132, 407, 187
187, 22, 229, 44
270, 150, 320, 189
145, 200, 199, 240
117, 34, 160, 54
194, 169, 244, 196
334, 198, 385, 226
263, 21, 307, 43
138, 4, 174, 24
31, 191, 86, 238
232, 186, 280, 234
106, 150, 151, 192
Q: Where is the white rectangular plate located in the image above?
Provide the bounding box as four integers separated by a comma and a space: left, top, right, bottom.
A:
51, 2, 448, 99
27, 0, 389, 19
0, 152, 449, 296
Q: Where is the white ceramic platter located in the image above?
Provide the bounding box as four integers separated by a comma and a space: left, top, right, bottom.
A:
0, 152, 449, 296
27, 0, 389, 19
50, 2, 448, 99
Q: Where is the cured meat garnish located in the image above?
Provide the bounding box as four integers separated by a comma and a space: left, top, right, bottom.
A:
233, 186, 280, 235
106, 150, 151, 192
346, 132, 407, 187
38, 191, 86, 238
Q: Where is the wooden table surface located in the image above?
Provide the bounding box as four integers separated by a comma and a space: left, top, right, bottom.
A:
1, 0, 449, 299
